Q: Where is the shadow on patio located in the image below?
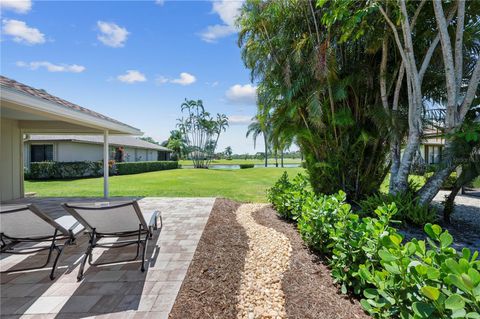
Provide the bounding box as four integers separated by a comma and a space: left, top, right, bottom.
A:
1, 197, 216, 318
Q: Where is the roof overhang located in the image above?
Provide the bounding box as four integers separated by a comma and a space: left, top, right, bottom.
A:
1, 87, 143, 135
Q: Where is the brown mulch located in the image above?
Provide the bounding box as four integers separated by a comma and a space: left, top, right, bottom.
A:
169, 199, 369, 318
253, 205, 370, 319
169, 198, 246, 318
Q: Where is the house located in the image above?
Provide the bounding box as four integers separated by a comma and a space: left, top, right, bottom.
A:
24, 135, 171, 169
1, 75, 142, 200
420, 128, 445, 165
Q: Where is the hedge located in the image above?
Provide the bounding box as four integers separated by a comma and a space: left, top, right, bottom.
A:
268, 172, 480, 318
26, 160, 179, 179
26, 161, 105, 180
115, 161, 178, 175
239, 164, 255, 169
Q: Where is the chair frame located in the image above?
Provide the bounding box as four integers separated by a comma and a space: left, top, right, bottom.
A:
62, 201, 161, 281
0, 205, 79, 280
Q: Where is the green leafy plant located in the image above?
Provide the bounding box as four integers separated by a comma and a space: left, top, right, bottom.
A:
359, 224, 480, 318
267, 172, 311, 220
267, 173, 480, 318
358, 191, 437, 226
239, 164, 255, 169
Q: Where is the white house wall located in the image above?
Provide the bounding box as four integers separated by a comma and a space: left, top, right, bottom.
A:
1, 118, 23, 201
57, 142, 103, 162
23, 141, 163, 164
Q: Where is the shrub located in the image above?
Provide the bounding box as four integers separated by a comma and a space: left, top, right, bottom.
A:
115, 161, 178, 175
359, 224, 480, 318
267, 173, 480, 318
358, 192, 437, 226
27, 161, 105, 179
267, 172, 311, 220
239, 164, 255, 169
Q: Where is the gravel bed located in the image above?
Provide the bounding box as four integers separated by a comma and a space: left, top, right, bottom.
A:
236, 204, 292, 319
253, 206, 370, 319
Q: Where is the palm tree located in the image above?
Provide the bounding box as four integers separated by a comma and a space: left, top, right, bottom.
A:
246, 111, 270, 167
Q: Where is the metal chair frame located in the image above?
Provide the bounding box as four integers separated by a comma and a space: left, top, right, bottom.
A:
62, 201, 161, 281
0, 204, 80, 280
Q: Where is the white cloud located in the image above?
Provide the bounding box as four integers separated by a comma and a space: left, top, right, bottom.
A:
228, 115, 253, 125
155, 76, 169, 85
225, 84, 257, 105
199, 0, 243, 43
155, 0, 165, 5
1, 0, 31, 13
171, 72, 196, 85
156, 72, 196, 86
97, 21, 129, 48
200, 24, 236, 43
2, 19, 45, 45
117, 70, 147, 83
16, 61, 86, 73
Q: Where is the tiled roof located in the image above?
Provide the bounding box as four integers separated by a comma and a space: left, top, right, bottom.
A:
0, 75, 138, 130
27, 135, 171, 152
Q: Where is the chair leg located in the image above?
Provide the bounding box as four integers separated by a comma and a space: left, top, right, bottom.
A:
49, 242, 66, 280
140, 233, 149, 272
78, 233, 95, 281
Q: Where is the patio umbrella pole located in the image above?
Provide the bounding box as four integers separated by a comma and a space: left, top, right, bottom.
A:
103, 129, 109, 198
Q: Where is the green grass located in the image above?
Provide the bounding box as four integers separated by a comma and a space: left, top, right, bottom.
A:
473, 176, 480, 188
25, 167, 304, 202
178, 158, 302, 166
379, 174, 426, 194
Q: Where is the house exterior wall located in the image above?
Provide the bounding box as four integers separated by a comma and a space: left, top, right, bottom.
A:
23, 141, 166, 165
57, 142, 103, 162
1, 118, 23, 200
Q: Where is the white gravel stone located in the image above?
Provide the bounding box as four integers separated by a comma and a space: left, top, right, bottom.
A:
236, 204, 292, 319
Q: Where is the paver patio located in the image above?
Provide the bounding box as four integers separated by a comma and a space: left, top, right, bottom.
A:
0, 197, 216, 318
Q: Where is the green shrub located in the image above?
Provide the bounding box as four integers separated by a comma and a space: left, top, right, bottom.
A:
27, 161, 105, 179
267, 172, 311, 220
115, 161, 178, 175
267, 173, 480, 318
358, 191, 437, 226
239, 164, 255, 169
359, 224, 480, 318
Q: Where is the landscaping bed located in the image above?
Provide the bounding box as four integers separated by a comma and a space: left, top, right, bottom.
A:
169, 199, 369, 318
253, 205, 369, 319
169, 199, 246, 318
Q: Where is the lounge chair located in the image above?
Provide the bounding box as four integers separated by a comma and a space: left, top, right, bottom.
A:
62, 200, 161, 281
0, 204, 84, 280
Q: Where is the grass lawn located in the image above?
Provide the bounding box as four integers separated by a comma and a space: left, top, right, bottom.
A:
178, 158, 302, 166
25, 167, 304, 202
379, 174, 427, 193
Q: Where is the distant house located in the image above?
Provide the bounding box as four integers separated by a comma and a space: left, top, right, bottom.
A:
24, 135, 172, 168
419, 107, 479, 165
420, 128, 445, 165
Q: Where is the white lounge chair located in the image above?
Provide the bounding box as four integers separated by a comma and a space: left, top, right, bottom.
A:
0, 204, 84, 280
62, 200, 161, 281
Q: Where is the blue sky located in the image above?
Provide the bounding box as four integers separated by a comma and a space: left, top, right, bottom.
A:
1, 0, 267, 154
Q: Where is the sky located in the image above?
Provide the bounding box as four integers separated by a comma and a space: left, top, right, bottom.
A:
1, 0, 269, 154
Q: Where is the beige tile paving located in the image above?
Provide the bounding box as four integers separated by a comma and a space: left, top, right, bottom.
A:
0, 197, 215, 318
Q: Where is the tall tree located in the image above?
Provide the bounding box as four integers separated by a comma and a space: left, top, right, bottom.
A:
239, 0, 392, 200
246, 108, 271, 167
177, 99, 228, 168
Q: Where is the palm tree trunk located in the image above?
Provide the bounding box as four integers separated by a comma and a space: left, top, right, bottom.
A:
281, 149, 284, 168
263, 133, 268, 167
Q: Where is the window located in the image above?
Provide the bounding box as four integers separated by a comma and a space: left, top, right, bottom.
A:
425, 145, 443, 164
30, 144, 53, 162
